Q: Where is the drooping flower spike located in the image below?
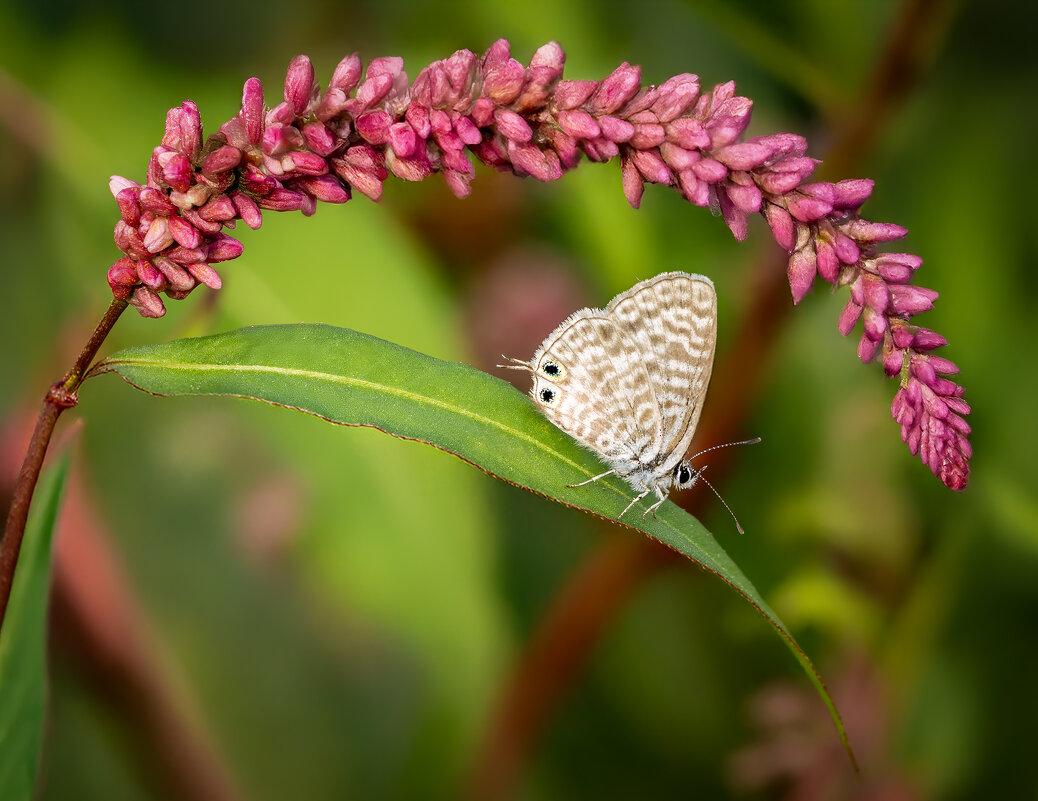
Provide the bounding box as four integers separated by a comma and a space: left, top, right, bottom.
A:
106, 39, 970, 490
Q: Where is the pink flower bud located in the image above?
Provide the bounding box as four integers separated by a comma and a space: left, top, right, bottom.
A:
832, 233, 861, 265
764, 203, 796, 251
883, 347, 904, 377
890, 284, 938, 315
555, 79, 598, 110
206, 233, 244, 262
629, 123, 665, 150
595, 115, 633, 144
833, 178, 873, 209
284, 55, 315, 115
862, 305, 887, 341
240, 77, 264, 146
185, 262, 222, 290
659, 142, 698, 171
481, 39, 512, 71
677, 170, 709, 206
716, 187, 749, 241
557, 109, 601, 140
857, 333, 880, 362
786, 182, 836, 222
838, 299, 863, 335
815, 238, 839, 282
650, 74, 700, 122
150, 255, 194, 291
925, 355, 959, 375
139, 187, 178, 216
297, 123, 334, 157
202, 146, 243, 177
143, 217, 174, 253
588, 63, 641, 114
330, 53, 362, 93
135, 258, 166, 290
229, 192, 262, 230
507, 141, 562, 182
109, 175, 140, 197
630, 149, 671, 184
862, 275, 890, 313
257, 188, 309, 211
724, 176, 762, 214
691, 157, 727, 184
666, 118, 710, 150
199, 195, 237, 222
714, 142, 773, 171
168, 215, 202, 249
787, 247, 817, 304
482, 60, 526, 105
494, 109, 533, 143
284, 151, 329, 176
621, 155, 644, 208
129, 286, 166, 318
443, 169, 472, 199
911, 327, 947, 351
116, 188, 141, 226
843, 220, 908, 243
454, 116, 482, 146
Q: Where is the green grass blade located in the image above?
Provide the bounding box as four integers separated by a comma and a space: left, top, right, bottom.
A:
91, 323, 855, 765
0, 454, 70, 800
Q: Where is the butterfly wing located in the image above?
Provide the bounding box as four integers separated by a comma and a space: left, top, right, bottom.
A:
529, 309, 664, 478
605, 272, 717, 471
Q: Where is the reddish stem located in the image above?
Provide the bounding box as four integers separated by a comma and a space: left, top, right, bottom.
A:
0, 298, 127, 636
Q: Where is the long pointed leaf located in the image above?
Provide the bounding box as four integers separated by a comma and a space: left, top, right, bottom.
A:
0, 454, 69, 801
91, 323, 855, 764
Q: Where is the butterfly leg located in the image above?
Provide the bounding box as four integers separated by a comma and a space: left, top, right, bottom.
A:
566, 469, 617, 489
643, 484, 669, 519
619, 487, 651, 520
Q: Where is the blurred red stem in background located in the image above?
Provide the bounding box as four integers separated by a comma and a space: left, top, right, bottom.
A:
0, 298, 127, 637
465, 0, 955, 796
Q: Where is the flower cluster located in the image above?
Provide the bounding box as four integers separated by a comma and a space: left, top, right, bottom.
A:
106, 39, 969, 489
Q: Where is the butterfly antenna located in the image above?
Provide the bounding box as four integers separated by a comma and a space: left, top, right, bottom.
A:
695, 466, 747, 535
689, 436, 761, 462
497, 355, 533, 372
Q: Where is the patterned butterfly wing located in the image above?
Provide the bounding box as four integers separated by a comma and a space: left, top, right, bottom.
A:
604, 272, 717, 471
529, 309, 664, 478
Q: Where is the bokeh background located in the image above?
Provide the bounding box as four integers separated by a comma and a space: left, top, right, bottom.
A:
2, 0, 1036, 799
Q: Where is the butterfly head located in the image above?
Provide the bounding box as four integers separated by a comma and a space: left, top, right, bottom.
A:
672, 460, 701, 490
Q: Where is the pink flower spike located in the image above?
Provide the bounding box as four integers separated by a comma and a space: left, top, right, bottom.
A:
787, 247, 817, 304
185, 262, 222, 290
129, 286, 166, 318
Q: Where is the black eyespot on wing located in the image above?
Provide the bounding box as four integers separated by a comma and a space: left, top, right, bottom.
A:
541, 360, 561, 377
539, 388, 556, 404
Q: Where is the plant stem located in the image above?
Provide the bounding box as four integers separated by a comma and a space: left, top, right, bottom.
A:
0, 298, 128, 636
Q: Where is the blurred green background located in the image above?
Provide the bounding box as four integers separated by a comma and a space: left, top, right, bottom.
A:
1, 0, 1035, 799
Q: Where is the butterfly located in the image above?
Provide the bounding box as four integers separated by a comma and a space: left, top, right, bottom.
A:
504, 271, 756, 523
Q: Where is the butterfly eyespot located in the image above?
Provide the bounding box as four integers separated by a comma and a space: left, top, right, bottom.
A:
539, 388, 557, 404
540, 360, 564, 379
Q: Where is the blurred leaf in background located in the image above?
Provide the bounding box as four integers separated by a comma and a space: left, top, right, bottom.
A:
1, 0, 1036, 799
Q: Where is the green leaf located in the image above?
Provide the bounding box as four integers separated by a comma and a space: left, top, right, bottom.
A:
0, 453, 69, 801
91, 323, 855, 766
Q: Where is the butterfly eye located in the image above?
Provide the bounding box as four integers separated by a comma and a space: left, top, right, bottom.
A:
540, 360, 564, 379
675, 464, 694, 485
539, 387, 558, 405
